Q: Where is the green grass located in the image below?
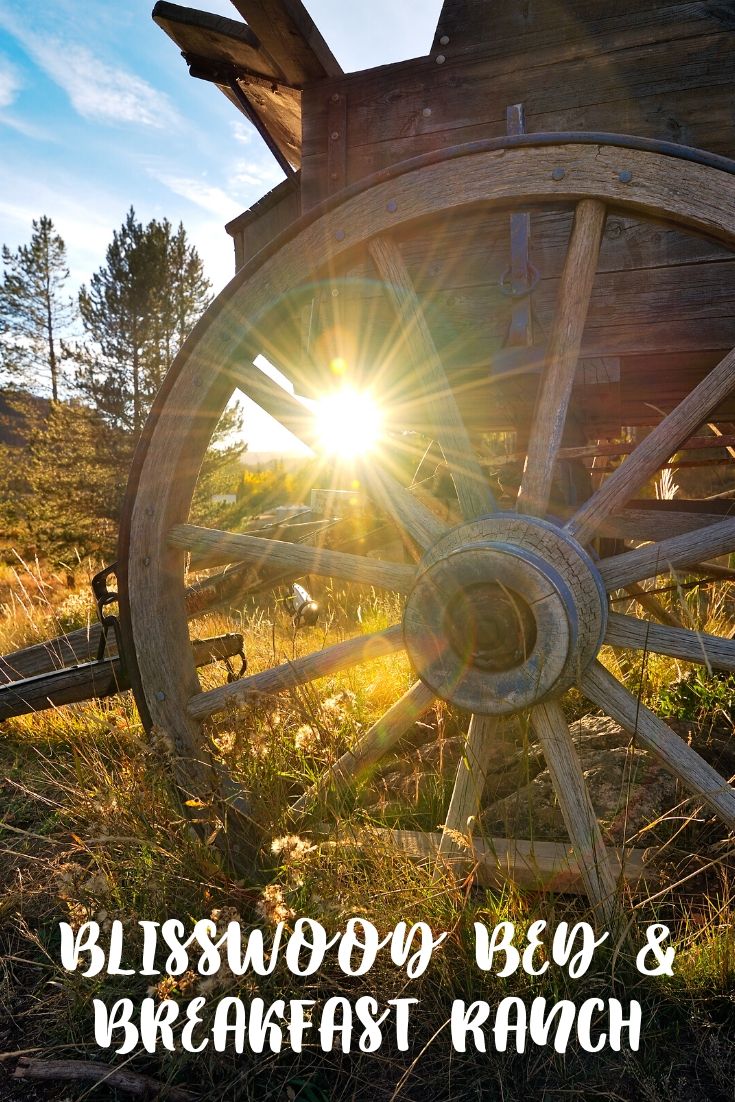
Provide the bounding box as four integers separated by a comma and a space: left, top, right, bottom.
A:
1, 559, 734, 1101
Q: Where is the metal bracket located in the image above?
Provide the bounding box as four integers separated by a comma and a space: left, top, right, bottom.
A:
91, 563, 123, 669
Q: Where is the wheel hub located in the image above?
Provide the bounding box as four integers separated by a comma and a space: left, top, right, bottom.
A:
402, 515, 608, 715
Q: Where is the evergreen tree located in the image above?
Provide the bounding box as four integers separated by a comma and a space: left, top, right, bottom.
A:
75, 208, 211, 434
0, 215, 74, 399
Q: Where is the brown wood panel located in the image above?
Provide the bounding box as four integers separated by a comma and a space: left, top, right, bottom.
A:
431, 0, 733, 57
301, 27, 735, 207
226, 177, 300, 269
153, 1, 280, 78
229, 0, 342, 82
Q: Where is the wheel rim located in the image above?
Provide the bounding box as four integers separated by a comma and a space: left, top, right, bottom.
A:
119, 139, 735, 911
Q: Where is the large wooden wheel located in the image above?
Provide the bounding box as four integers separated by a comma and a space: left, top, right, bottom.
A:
119, 138, 735, 917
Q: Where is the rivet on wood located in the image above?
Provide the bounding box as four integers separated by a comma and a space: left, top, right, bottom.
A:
439, 35, 450, 45
330, 93, 340, 103
335, 229, 345, 241
331, 288, 339, 297
143, 556, 150, 566
386, 200, 397, 213
551, 167, 566, 181
422, 107, 432, 117
155, 690, 166, 702
435, 54, 446, 64
145, 506, 154, 516
330, 130, 340, 141
618, 169, 633, 184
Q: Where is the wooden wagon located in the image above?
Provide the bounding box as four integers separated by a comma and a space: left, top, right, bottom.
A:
4, 0, 735, 918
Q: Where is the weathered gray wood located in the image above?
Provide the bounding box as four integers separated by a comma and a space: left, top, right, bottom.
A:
568, 346, 735, 545
124, 142, 735, 837
518, 199, 606, 516
605, 612, 735, 672
532, 700, 620, 924
581, 661, 735, 828
229, 0, 342, 83
0, 634, 245, 721
437, 714, 499, 863
169, 522, 415, 590
291, 680, 435, 814
340, 828, 659, 893
188, 624, 404, 720
367, 234, 496, 521
0, 622, 106, 683
152, 2, 279, 78
356, 462, 448, 552
226, 178, 301, 270
595, 508, 734, 543
599, 517, 735, 591
13, 1056, 196, 1102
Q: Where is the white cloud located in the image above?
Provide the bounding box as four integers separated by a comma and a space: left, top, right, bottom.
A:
231, 118, 255, 145
0, 14, 178, 128
0, 54, 21, 108
146, 165, 242, 221
232, 158, 285, 191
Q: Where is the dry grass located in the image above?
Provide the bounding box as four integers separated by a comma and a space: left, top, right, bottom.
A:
1, 557, 734, 1101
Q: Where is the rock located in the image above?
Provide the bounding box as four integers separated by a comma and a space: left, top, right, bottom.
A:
480, 713, 679, 843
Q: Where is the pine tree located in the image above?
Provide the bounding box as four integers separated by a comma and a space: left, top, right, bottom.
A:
0, 216, 74, 399
76, 208, 211, 434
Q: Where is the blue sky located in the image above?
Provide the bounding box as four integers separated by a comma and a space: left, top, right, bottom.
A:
0, 1, 441, 292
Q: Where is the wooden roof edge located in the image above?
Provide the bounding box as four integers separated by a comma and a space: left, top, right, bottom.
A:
224, 174, 300, 237
153, 1, 259, 49
228, 1, 343, 83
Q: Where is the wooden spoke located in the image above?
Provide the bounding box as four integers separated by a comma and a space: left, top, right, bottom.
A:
622, 581, 684, 629
169, 523, 416, 592
368, 235, 496, 521
567, 345, 735, 545
581, 661, 735, 828
599, 517, 735, 591
517, 199, 606, 516
437, 714, 498, 863
188, 624, 405, 720
227, 357, 318, 449
531, 701, 620, 923
356, 462, 448, 551
605, 612, 735, 672
291, 680, 436, 815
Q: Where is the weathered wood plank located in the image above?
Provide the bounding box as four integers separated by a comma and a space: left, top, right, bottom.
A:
599, 517, 735, 589
531, 700, 621, 923
518, 199, 606, 516
188, 624, 405, 720
168, 522, 416, 590
229, 0, 342, 82
605, 612, 735, 671
0, 634, 245, 721
152, 2, 279, 78
337, 827, 660, 892
291, 680, 436, 814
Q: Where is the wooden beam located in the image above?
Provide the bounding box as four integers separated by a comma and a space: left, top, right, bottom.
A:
332, 827, 660, 893
153, 2, 280, 79
229, 0, 342, 83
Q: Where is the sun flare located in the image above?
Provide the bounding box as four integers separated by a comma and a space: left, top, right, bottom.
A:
313, 387, 382, 458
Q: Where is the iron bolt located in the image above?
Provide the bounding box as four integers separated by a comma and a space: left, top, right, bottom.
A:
145, 506, 154, 516
155, 690, 166, 702
330, 130, 340, 141
618, 169, 633, 184
386, 199, 397, 212
143, 556, 150, 566
331, 93, 340, 103
331, 288, 339, 297
551, 166, 566, 181
439, 35, 450, 45
335, 229, 345, 241
422, 107, 432, 117
435, 54, 446, 64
